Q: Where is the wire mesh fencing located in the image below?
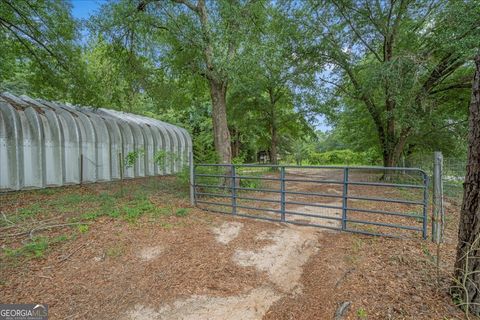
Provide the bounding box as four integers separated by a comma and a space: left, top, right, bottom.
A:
405, 154, 466, 202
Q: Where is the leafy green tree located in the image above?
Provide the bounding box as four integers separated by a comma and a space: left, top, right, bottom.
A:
91, 0, 267, 165
81, 35, 155, 112
303, 0, 479, 166
230, 5, 316, 164
0, 0, 86, 101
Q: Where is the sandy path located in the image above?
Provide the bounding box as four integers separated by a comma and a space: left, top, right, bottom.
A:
127, 287, 279, 320
125, 222, 322, 320
123, 169, 338, 319
234, 228, 319, 292
212, 221, 243, 244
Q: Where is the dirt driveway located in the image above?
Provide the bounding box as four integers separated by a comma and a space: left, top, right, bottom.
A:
0, 176, 466, 319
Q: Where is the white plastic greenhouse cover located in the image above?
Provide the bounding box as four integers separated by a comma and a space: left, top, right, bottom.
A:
0, 93, 192, 191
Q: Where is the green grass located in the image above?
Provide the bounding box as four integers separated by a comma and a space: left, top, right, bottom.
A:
0, 204, 43, 228
1, 175, 191, 262
357, 307, 368, 319
122, 199, 157, 221
18, 204, 42, 217
63, 194, 190, 224
81, 212, 100, 220
107, 209, 121, 218
54, 193, 89, 206
3, 235, 69, 259
77, 224, 89, 233
175, 208, 190, 217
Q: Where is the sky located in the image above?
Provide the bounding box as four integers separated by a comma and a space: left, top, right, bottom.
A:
71, 0, 103, 19
70, 0, 331, 132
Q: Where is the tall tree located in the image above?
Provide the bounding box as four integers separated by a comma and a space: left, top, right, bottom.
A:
304, 0, 479, 166
232, 6, 316, 164
167, 0, 234, 165
93, 0, 265, 165
453, 53, 480, 316
0, 0, 85, 101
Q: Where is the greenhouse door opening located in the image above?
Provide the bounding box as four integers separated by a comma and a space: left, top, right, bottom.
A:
193, 164, 428, 238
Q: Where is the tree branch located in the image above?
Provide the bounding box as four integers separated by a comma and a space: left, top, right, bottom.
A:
430, 82, 473, 95
173, 0, 199, 13
0, 19, 50, 71
332, 0, 383, 62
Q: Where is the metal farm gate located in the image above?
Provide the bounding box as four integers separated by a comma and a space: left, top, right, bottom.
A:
193, 164, 429, 238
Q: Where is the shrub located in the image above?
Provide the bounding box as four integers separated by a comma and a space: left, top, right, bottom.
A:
308, 149, 379, 166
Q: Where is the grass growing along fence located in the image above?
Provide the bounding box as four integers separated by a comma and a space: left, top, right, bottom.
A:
0, 175, 191, 263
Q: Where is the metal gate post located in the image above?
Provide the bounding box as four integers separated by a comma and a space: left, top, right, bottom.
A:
280, 166, 286, 222
189, 151, 195, 206
231, 164, 237, 215
423, 173, 429, 240
432, 151, 444, 243
342, 167, 349, 230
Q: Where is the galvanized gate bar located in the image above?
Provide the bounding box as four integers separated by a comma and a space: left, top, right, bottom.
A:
235, 196, 281, 204
285, 201, 342, 210
285, 190, 343, 198
195, 192, 232, 198
346, 181, 426, 189
345, 218, 423, 231
345, 207, 424, 219
284, 210, 343, 221
193, 164, 429, 239
196, 200, 232, 207
346, 195, 424, 205
234, 187, 282, 193
287, 220, 342, 231
235, 175, 282, 181
283, 178, 345, 185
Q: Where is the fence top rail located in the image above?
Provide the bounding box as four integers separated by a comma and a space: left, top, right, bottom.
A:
194, 163, 428, 175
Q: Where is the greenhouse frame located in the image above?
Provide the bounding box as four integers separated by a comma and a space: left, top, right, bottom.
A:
0, 92, 192, 191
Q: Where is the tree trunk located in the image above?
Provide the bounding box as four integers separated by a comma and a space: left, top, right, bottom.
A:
230, 127, 240, 159
382, 149, 395, 167
452, 54, 480, 316
270, 123, 278, 165
268, 90, 278, 165
381, 128, 410, 168
209, 79, 232, 165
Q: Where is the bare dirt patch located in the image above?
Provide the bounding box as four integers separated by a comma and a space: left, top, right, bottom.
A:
234, 227, 320, 292
127, 287, 279, 320
124, 223, 320, 320
138, 245, 164, 261
212, 221, 243, 245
